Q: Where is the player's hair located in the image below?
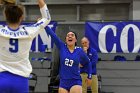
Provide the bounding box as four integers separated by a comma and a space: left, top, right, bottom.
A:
74, 32, 77, 46
72, 31, 77, 40
4, 4, 23, 24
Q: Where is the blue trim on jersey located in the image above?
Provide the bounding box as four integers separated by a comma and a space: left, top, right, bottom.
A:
0, 71, 29, 93
46, 10, 51, 20
34, 21, 44, 27
7, 26, 20, 31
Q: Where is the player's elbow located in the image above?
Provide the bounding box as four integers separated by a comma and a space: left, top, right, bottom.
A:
43, 13, 51, 24
43, 17, 51, 27
46, 16, 51, 24
47, 13, 51, 22
48, 17, 51, 23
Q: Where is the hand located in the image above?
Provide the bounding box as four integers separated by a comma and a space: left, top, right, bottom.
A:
83, 47, 88, 53
86, 78, 92, 87
79, 64, 83, 67
38, 0, 46, 8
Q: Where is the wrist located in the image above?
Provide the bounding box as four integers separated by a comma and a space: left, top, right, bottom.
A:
87, 74, 92, 79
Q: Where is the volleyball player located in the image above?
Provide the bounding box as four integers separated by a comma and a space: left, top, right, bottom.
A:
0, 0, 51, 93
46, 27, 92, 93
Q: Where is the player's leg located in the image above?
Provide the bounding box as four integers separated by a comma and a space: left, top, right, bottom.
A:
70, 85, 82, 93
80, 73, 88, 93
91, 75, 98, 93
69, 79, 82, 93
59, 87, 69, 93
59, 79, 69, 93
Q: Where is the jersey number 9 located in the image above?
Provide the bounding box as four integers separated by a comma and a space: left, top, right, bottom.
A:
9, 38, 19, 53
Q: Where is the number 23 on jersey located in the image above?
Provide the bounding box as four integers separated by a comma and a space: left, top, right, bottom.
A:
65, 58, 74, 67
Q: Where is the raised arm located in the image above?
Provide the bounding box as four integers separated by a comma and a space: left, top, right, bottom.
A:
26, 0, 51, 38
45, 26, 63, 50
30, 0, 51, 27
38, 0, 46, 8
38, 0, 51, 27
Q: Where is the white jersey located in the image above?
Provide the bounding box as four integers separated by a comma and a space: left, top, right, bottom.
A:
0, 4, 51, 77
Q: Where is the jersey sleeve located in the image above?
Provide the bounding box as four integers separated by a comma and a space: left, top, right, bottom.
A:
25, 4, 51, 39
80, 49, 92, 79
91, 49, 98, 66
45, 26, 63, 49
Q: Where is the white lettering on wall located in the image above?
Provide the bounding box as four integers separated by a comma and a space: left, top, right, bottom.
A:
98, 25, 117, 53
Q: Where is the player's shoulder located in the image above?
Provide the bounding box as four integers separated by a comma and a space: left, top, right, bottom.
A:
0, 25, 7, 33
75, 46, 82, 49
0, 25, 6, 29
75, 46, 83, 52
89, 47, 97, 53
23, 23, 35, 28
22, 23, 38, 32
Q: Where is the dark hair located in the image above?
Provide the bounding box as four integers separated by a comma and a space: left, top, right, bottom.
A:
72, 31, 77, 46
71, 31, 77, 40
4, 5, 23, 24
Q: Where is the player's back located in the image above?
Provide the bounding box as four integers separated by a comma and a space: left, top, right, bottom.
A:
0, 26, 33, 77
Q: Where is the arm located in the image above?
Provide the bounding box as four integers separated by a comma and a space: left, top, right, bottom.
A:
38, 0, 46, 8
80, 49, 92, 87
87, 60, 92, 79
37, 0, 51, 27
80, 49, 92, 79
25, 0, 51, 38
91, 49, 98, 66
45, 26, 63, 49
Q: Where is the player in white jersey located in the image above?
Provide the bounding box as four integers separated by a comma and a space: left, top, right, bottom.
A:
0, 0, 51, 93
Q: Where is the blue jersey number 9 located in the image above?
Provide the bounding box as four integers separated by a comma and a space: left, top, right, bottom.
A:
9, 39, 19, 53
